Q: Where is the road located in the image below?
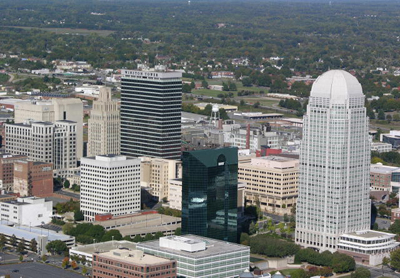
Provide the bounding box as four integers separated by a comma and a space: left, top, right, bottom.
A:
54, 189, 80, 200
357, 264, 400, 278
376, 217, 391, 230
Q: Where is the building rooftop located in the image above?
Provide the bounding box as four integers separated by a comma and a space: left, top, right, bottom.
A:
370, 163, 400, 174
138, 234, 249, 259
71, 240, 137, 255
99, 249, 172, 265
342, 230, 396, 240
0, 223, 74, 242
311, 70, 363, 103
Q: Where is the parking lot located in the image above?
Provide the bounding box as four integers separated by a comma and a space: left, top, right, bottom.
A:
0, 262, 84, 278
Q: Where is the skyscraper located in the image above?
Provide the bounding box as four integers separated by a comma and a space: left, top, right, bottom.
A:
181, 147, 238, 242
120, 69, 182, 159
295, 70, 371, 252
88, 87, 120, 157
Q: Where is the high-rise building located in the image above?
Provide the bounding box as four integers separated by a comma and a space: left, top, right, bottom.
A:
120, 69, 182, 160
88, 87, 120, 157
181, 147, 238, 242
5, 121, 77, 177
14, 98, 84, 159
80, 155, 141, 222
295, 70, 371, 252
238, 156, 299, 216
140, 157, 181, 200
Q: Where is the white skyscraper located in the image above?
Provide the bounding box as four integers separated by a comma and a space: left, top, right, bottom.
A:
80, 155, 141, 222
295, 70, 371, 252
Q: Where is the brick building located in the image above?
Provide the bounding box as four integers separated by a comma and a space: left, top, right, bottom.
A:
0, 153, 28, 191
92, 249, 177, 278
13, 160, 53, 197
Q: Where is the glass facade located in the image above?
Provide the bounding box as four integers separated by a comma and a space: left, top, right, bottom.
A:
182, 148, 238, 242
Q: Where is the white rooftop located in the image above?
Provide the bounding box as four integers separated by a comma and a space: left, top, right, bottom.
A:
311, 70, 363, 104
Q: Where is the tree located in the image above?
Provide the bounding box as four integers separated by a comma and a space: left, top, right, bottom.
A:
17, 239, 25, 253
253, 101, 260, 108
240, 233, 250, 245
63, 180, 70, 189
71, 260, 78, 269
144, 233, 154, 241
228, 82, 237, 91
0, 235, 6, 250
46, 240, 67, 254
332, 252, 355, 273
74, 210, 84, 221
351, 267, 371, 278
242, 77, 252, 87
174, 227, 182, 236
19, 255, 23, 262
283, 214, 289, 223
222, 82, 229, 91
378, 109, 386, 120
190, 81, 195, 89
183, 83, 191, 93
101, 230, 123, 242
201, 80, 208, 88
132, 235, 143, 242
382, 256, 390, 276
249, 222, 257, 235
394, 114, 400, 121
82, 266, 88, 275
387, 114, 393, 122
10, 234, 17, 246
42, 255, 47, 262
62, 223, 74, 235
391, 248, 400, 271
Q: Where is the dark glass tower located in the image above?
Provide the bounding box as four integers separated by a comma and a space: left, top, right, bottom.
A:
182, 147, 238, 242
120, 70, 182, 159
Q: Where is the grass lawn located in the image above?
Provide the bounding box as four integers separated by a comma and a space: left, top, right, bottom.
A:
242, 97, 279, 107
193, 88, 231, 97
279, 269, 302, 275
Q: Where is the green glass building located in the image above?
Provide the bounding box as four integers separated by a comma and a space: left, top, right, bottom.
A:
182, 147, 238, 243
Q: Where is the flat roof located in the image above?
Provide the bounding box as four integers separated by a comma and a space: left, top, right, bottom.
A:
138, 234, 249, 259
71, 240, 136, 255
370, 164, 400, 174
0, 223, 74, 242
99, 249, 171, 265
342, 230, 395, 240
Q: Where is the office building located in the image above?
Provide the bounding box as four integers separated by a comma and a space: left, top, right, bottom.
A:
88, 87, 120, 157
137, 235, 250, 278
140, 157, 181, 200
0, 153, 28, 191
168, 179, 182, 210
14, 160, 53, 197
371, 142, 392, 153
14, 98, 84, 159
0, 197, 53, 226
182, 147, 238, 242
120, 69, 182, 159
370, 163, 400, 192
238, 156, 299, 216
295, 70, 371, 252
80, 155, 141, 222
5, 121, 77, 177
92, 249, 177, 278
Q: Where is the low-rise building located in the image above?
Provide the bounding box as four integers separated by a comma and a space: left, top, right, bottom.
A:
371, 142, 392, 153
338, 230, 399, 266
13, 160, 53, 197
93, 249, 177, 278
137, 235, 250, 278
0, 153, 28, 191
0, 197, 53, 226
239, 156, 298, 215
70, 240, 137, 266
93, 212, 181, 239
370, 163, 400, 192
0, 223, 75, 255
194, 103, 238, 112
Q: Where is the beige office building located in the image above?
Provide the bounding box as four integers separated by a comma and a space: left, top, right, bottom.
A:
140, 157, 181, 200
238, 156, 299, 215
88, 87, 120, 157
14, 98, 83, 159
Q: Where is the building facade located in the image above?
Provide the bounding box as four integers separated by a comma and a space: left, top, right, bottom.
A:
88, 87, 120, 157
295, 70, 371, 252
370, 164, 400, 192
140, 157, 181, 200
137, 235, 250, 278
120, 70, 182, 159
0, 197, 52, 226
0, 153, 28, 191
168, 179, 182, 210
14, 98, 83, 159
182, 147, 238, 243
80, 155, 141, 222
238, 156, 298, 216
13, 160, 53, 197
92, 249, 177, 278
371, 142, 392, 153
5, 121, 77, 177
